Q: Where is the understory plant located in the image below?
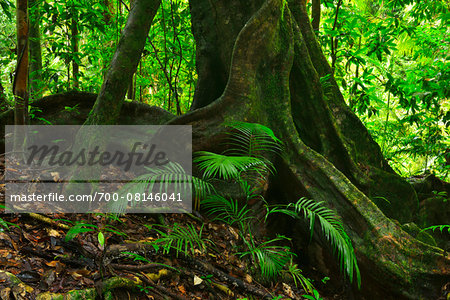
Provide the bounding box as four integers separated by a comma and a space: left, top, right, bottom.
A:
113, 121, 359, 294
237, 232, 294, 282
148, 223, 209, 257
196, 122, 360, 290
114, 161, 214, 212
0, 205, 19, 231
266, 198, 361, 287
64, 214, 127, 247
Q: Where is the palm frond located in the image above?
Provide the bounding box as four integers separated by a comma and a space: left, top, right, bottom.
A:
290, 198, 360, 287
224, 121, 282, 160
238, 235, 293, 281
421, 224, 450, 234
113, 162, 213, 212
191, 176, 215, 210
239, 179, 264, 203
268, 198, 361, 288
202, 194, 253, 229
152, 223, 208, 257
286, 260, 314, 293
194, 151, 265, 180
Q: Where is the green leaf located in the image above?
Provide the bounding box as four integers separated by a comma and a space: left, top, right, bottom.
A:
65, 224, 97, 242
0, 0, 13, 19
151, 223, 210, 257
420, 225, 450, 234
98, 232, 105, 246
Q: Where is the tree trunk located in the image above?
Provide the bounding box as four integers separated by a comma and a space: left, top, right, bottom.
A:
127, 74, 135, 100
84, 0, 160, 125
188, 0, 265, 110
0, 81, 6, 109
62, 0, 161, 201
71, 3, 79, 89
29, 0, 42, 100
168, 0, 449, 298
14, 0, 29, 125
311, 0, 320, 31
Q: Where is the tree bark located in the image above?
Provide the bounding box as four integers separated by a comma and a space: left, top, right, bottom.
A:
84, 0, 161, 125
311, 0, 320, 31
169, 0, 449, 298
14, 0, 29, 125
127, 74, 135, 100
29, 0, 42, 100
188, 0, 264, 110
70, 2, 79, 89
0, 81, 6, 109
289, 0, 418, 222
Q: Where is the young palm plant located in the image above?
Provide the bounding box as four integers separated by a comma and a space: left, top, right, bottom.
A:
266, 197, 361, 288
184, 122, 358, 294
0, 205, 19, 230
237, 233, 294, 282
285, 259, 314, 294
195, 122, 298, 283
193, 121, 282, 208
224, 121, 282, 159
115, 121, 282, 213
149, 223, 210, 257
201, 194, 253, 231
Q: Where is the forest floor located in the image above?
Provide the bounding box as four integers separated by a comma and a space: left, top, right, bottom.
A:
0, 156, 346, 300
